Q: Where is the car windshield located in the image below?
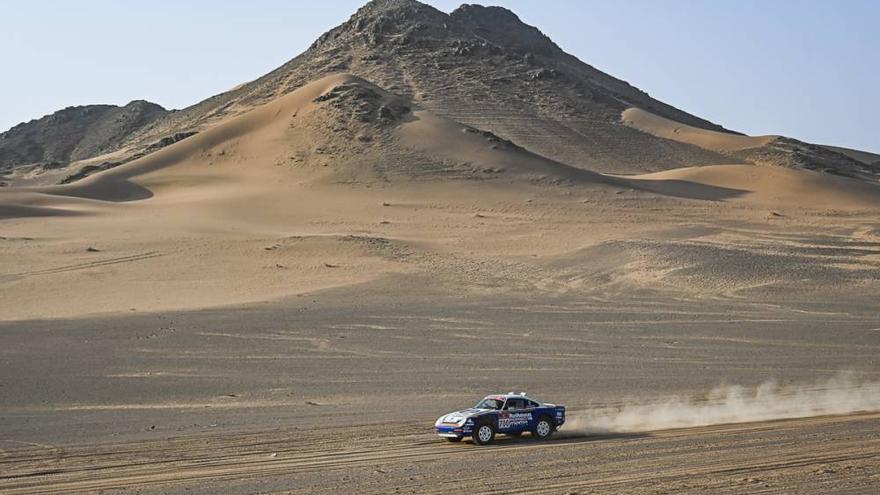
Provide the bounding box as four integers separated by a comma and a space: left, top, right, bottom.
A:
475, 398, 504, 410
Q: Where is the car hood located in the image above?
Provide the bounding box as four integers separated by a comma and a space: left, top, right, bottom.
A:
435, 408, 490, 425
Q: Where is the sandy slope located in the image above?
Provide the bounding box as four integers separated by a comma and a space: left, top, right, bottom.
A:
622, 107, 777, 153
7, 73, 613, 207
0, 74, 613, 320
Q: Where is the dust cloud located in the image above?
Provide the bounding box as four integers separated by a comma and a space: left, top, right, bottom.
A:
570, 373, 880, 433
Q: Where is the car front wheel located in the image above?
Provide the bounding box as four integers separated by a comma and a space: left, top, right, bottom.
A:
533, 417, 554, 440
472, 422, 496, 445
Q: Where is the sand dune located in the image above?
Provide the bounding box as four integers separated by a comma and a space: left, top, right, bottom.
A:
0, 73, 616, 319
622, 107, 777, 153
12, 73, 615, 207
6, 75, 874, 214
32, 74, 358, 202
629, 164, 880, 208
1, 73, 879, 320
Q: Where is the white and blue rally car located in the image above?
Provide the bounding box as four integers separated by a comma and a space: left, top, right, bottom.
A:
434, 392, 565, 445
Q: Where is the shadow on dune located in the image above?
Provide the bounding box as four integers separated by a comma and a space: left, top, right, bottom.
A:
622, 177, 748, 201
47, 178, 155, 202
0, 177, 152, 221
0, 204, 89, 220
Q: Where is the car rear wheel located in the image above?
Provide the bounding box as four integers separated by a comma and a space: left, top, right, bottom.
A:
532, 416, 554, 440
472, 422, 496, 445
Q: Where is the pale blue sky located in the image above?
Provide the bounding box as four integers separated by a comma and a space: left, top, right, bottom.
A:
3, 1, 878, 152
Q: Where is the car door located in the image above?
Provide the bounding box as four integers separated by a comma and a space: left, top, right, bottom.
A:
522, 399, 540, 430
497, 398, 512, 431
499, 398, 527, 432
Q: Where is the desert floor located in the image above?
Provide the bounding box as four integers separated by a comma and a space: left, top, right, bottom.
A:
2, 412, 879, 494
2, 280, 879, 494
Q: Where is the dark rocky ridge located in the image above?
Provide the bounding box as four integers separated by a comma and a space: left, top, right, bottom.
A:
737, 137, 880, 182
1, 0, 876, 183
0, 101, 166, 173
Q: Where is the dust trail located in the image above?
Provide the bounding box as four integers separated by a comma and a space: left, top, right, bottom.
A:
570, 373, 880, 433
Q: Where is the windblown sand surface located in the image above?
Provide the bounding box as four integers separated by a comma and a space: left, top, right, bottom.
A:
622, 107, 777, 153
2, 73, 880, 494
628, 164, 880, 208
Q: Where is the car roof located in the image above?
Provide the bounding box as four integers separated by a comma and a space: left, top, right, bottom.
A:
484, 392, 539, 402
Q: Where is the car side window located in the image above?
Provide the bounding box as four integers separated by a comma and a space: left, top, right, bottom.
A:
506, 399, 525, 411
528, 400, 540, 408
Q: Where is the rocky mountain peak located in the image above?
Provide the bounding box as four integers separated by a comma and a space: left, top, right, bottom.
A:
313, 0, 448, 49
358, 0, 432, 13
314, 0, 559, 57
449, 4, 559, 55
124, 100, 166, 112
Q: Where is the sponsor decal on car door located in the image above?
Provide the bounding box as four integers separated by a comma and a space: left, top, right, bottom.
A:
498, 412, 532, 430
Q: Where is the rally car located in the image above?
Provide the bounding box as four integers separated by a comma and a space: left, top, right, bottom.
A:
434, 392, 565, 445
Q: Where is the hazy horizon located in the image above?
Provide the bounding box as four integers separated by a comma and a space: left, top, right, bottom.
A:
3, 0, 878, 152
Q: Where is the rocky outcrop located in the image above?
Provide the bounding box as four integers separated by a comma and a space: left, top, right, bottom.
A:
0, 101, 166, 174
737, 137, 880, 181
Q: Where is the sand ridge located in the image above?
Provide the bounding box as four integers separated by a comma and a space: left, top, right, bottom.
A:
622, 107, 778, 153
626, 163, 880, 208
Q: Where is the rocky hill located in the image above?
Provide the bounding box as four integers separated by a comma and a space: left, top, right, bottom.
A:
1, 0, 876, 185
0, 101, 166, 184
131, 0, 737, 175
